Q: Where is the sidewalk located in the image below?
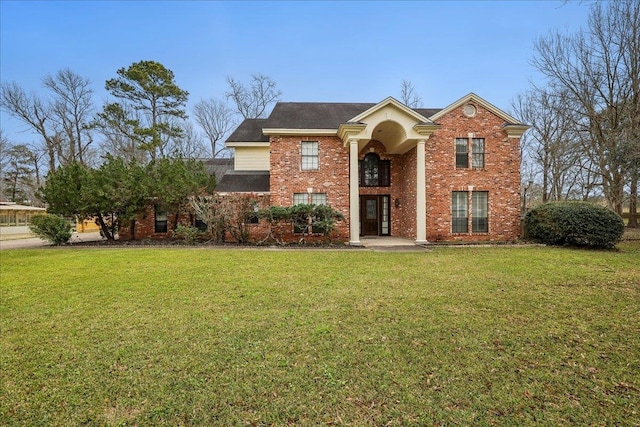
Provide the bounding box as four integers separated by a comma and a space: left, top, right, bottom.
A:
0, 231, 104, 250
360, 236, 431, 252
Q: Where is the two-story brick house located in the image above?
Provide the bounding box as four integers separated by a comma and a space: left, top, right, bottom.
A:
122, 93, 527, 243
221, 93, 528, 244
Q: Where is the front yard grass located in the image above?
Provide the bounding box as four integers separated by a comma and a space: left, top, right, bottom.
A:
1, 243, 639, 426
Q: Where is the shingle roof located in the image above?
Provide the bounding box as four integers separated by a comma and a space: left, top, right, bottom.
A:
265, 102, 377, 129
225, 103, 443, 144
415, 108, 442, 118
201, 158, 234, 181
216, 171, 270, 193
226, 118, 270, 142
265, 103, 442, 129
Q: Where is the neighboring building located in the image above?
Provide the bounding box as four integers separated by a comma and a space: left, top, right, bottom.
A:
0, 201, 46, 237
127, 93, 529, 244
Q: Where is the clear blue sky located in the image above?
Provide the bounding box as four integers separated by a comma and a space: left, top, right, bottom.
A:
1, 0, 590, 144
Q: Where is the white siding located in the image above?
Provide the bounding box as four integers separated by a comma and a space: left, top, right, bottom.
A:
234, 146, 270, 171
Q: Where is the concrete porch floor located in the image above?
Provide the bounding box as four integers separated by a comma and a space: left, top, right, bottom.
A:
360, 236, 431, 252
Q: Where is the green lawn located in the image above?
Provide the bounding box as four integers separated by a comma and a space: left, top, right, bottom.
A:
1, 243, 639, 426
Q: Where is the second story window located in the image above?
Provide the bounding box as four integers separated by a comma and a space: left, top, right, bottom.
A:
472, 138, 485, 168
455, 138, 468, 168
456, 137, 485, 169
301, 141, 319, 170
359, 153, 390, 187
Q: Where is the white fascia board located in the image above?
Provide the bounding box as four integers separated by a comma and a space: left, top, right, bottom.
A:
429, 93, 523, 124
262, 128, 337, 136
216, 192, 271, 196
349, 96, 432, 124
225, 141, 271, 148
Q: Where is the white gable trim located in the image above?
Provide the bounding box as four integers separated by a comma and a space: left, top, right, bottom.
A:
348, 96, 434, 124
262, 128, 337, 136
429, 92, 522, 124
225, 141, 270, 148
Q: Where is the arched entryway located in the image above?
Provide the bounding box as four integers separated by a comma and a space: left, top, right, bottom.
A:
338, 97, 439, 245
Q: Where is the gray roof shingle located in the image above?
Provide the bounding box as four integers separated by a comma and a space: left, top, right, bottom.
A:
225, 102, 443, 143
226, 118, 270, 143
202, 158, 234, 181
216, 171, 270, 193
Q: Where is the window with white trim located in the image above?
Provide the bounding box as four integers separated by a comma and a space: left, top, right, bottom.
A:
472, 191, 488, 233
301, 141, 319, 170
451, 191, 489, 233
294, 193, 327, 206
455, 137, 485, 168
451, 192, 468, 233
293, 192, 327, 233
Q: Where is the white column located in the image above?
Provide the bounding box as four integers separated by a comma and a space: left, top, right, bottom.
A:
416, 139, 428, 244
349, 138, 361, 245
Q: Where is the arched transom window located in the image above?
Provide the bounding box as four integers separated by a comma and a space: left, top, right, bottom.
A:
359, 153, 390, 187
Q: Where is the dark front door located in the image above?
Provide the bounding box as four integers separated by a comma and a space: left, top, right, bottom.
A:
361, 196, 379, 235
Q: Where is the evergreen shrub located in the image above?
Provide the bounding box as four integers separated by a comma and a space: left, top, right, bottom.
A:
29, 214, 73, 245
524, 202, 624, 248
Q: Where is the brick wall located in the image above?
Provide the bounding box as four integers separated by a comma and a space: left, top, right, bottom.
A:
269, 135, 351, 241
119, 205, 192, 240
126, 102, 522, 244
267, 103, 521, 244
119, 194, 274, 243
425, 103, 521, 242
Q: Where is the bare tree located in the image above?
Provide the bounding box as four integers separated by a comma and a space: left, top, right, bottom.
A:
0, 130, 9, 176
1, 69, 95, 171
532, 0, 640, 219
43, 69, 94, 165
226, 74, 281, 119
400, 79, 422, 108
1, 82, 58, 171
160, 120, 208, 159
512, 89, 587, 202
193, 97, 235, 157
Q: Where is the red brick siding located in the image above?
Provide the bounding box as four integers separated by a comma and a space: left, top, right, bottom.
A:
400, 147, 418, 239
269, 135, 350, 241
119, 205, 192, 240
126, 102, 521, 244
267, 104, 521, 243
425, 103, 521, 241
119, 195, 273, 242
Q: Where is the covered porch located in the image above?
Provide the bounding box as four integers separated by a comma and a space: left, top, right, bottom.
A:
337, 97, 439, 246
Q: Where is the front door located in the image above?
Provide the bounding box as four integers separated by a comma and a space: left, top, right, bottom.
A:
361, 196, 378, 235
360, 195, 390, 236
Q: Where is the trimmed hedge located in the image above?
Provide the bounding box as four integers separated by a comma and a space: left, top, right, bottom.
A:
524, 202, 624, 248
29, 214, 73, 245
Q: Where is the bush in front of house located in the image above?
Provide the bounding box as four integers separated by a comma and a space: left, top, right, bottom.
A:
174, 224, 201, 245
29, 214, 73, 245
524, 201, 624, 248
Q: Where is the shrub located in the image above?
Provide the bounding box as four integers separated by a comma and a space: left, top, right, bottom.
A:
29, 214, 73, 245
174, 224, 201, 245
524, 202, 624, 248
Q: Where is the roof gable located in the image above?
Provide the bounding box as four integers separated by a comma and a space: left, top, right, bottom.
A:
348, 96, 435, 125
428, 93, 523, 124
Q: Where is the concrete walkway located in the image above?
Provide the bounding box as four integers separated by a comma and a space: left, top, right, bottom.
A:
0, 233, 431, 252
0, 231, 105, 250
360, 236, 431, 252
